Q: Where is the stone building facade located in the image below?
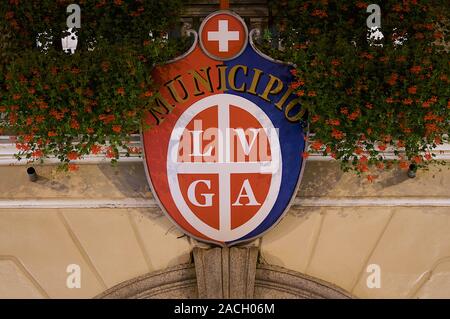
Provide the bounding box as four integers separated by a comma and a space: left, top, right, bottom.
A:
1, 158, 450, 298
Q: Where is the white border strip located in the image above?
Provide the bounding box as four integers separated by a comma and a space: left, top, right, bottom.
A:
293, 197, 450, 207
307, 154, 450, 161
0, 197, 449, 209
1, 149, 450, 165
0, 198, 158, 209
2, 135, 450, 165
0, 156, 143, 166
3, 155, 450, 166
0, 135, 143, 165
2, 137, 450, 165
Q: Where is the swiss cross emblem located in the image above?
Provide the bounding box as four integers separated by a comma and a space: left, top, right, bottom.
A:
143, 10, 307, 246
199, 11, 247, 60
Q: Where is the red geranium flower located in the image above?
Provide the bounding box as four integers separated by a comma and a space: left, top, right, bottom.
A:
70, 120, 80, 130
410, 66, 422, 74
116, 87, 125, 96
67, 151, 79, 161
327, 119, 340, 126
90, 145, 102, 155
68, 164, 79, 172
311, 141, 323, 151
331, 128, 344, 140
408, 86, 417, 94
143, 90, 153, 97
311, 114, 320, 123
378, 144, 387, 151
399, 161, 409, 170
106, 147, 117, 158
402, 98, 413, 105
112, 125, 122, 133
32, 149, 44, 158
376, 162, 385, 170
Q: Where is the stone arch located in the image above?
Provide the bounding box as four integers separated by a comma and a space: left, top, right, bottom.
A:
97, 247, 353, 299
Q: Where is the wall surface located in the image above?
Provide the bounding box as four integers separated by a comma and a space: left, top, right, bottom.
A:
1, 0, 448, 299
0, 160, 449, 298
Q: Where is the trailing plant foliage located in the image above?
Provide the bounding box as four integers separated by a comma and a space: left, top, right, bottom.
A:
0, 0, 187, 170
1, 0, 449, 178
263, 0, 449, 180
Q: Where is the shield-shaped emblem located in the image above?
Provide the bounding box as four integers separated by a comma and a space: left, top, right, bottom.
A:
142, 10, 307, 246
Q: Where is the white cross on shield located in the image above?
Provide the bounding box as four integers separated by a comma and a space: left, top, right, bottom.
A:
167, 94, 282, 242
207, 20, 240, 52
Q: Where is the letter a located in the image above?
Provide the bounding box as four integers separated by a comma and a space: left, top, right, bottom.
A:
67, 4, 81, 29
232, 179, 260, 206
366, 4, 381, 29
366, 264, 381, 289
66, 264, 81, 288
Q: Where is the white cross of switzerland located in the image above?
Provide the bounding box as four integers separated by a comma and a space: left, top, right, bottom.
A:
207, 20, 240, 52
